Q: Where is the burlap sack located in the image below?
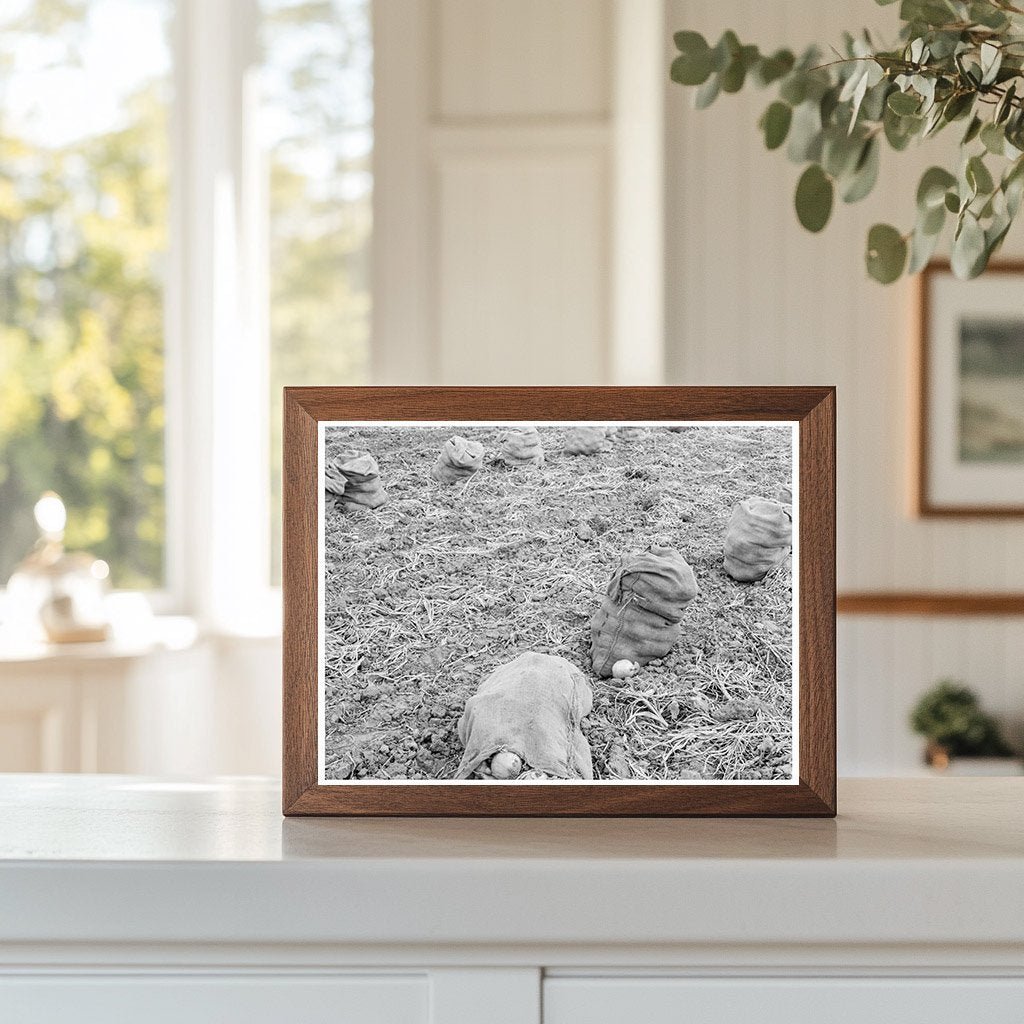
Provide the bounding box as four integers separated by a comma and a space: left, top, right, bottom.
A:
500, 425, 544, 467
563, 425, 606, 456
590, 546, 699, 677
775, 483, 793, 505
431, 435, 485, 484
325, 449, 388, 509
615, 425, 647, 441
456, 653, 594, 780
723, 497, 792, 582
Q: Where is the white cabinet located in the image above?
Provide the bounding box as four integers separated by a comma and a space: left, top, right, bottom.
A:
0, 777, 1021, 1023
544, 977, 1024, 1024
0, 975, 429, 1024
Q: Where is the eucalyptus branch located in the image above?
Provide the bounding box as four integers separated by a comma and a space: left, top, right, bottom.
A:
670, 0, 1024, 282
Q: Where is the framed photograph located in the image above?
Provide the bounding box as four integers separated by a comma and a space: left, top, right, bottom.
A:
917, 261, 1024, 516
283, 387, 835, 816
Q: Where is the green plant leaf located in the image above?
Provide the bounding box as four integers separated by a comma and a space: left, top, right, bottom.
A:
921, 200, 946, 235
917, 166, 957, 210
884, 106, 922, 150
966, 154, 994, 196
694, 74, 721, 109
888, 90, 921, 115
671, 32, 713, 86
996, 82, 1017, 125
787, 100, 823, 162
842, 137, 880, 203
942, 92, 974, 123
795, 164, 834, 232
962, 115, 983, 145
981, 122, 1005, 155
980, 41, 1002, 86
711, 30, 741, 72
779, 74, 807, 106
753, 49, 795, 87
908, 221, 942, 273
721, 44, 759, 93
951, 212, 986, 278
970, 2, 1009, 29
1004, 157, 1024, 216
822, 127, 863, 178
760, 101, 792, 150
866, 223, 907, 283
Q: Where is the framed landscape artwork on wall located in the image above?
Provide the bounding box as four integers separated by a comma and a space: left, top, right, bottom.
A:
918, 262, 1024, 516
282, 387, 835, 817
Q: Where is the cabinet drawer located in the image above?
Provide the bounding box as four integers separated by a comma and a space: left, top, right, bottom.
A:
0, 973, 428, 1024
544, 977, 1024, 1024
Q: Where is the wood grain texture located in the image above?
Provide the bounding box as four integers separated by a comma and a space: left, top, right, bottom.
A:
282, 387, 836, 817
838, 592, 1024, 616
916, 260, 1024, 518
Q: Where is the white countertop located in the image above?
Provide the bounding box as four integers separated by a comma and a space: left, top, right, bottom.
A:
0, 775, 1022, 953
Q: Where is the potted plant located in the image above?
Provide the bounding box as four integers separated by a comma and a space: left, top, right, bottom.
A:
670, 0, 1024, 283
909, 680, 1020, 772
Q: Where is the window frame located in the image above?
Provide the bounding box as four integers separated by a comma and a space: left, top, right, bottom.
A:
163, 0, 279, 632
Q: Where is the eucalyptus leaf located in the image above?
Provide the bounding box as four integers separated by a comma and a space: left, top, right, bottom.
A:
888, 90, 921, 115
694, 74, 721, 109
996, 83, 1017, 125
962, 115, 983, 145
779, 74, 807, 106
760, 101, 793, 150
754, 49, 795, 87
721, 45, 759, 93
866, 223, 908, 283
908, 221, 942, 273
967, 154, 995, 196
823, 128, 865, 178
787, 100, 824, 162
970, 2, 1009, 30
942, 92, 974, 123
711, 31, 740, 73
917, 166, 957, 209
795, 164, 834, 232
980, 42, 1002, 85
981, 122, 1005, 155
980, 41, 1002, 86
842, 137, 881, 202
951, 212, 987, 278
921, 201, 946, 235
670, 8, 1024, 283
671, 51, 711, 87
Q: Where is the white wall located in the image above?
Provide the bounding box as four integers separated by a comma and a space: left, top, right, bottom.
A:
373, 0, 665, 386
664, 0, 1024, 772
201, 0, 1024, 779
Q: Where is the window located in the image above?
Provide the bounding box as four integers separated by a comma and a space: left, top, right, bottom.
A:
0, 0, 373, 616
0, 0, 172, 589
261, 0, 373, 581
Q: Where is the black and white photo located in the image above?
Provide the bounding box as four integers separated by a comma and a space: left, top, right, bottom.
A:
317, 421, 798, 785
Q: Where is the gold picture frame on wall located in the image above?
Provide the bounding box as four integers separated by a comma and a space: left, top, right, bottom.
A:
917, 260, 1024, 518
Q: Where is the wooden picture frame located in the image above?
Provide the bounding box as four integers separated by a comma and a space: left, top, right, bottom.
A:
916, 260, 1024, 517
283, 387, 836, 817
